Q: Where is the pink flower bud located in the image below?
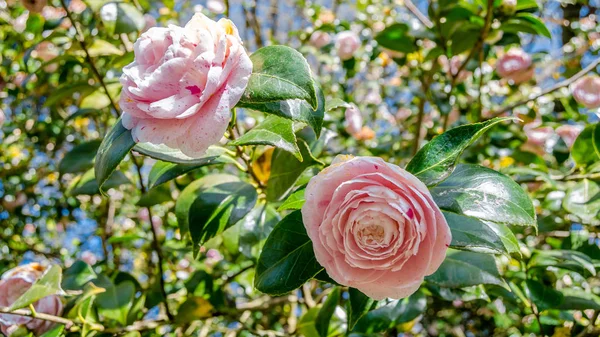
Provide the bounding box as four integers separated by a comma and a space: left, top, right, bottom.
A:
571, 75, 600, 109
496, 48, 534, 84
556, 124, 583, 148
309, 31, 331, 49
344, 104, 363, 136
335, 31, 360, 61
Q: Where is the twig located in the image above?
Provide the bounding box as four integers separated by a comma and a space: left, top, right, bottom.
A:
0, 307, 75, 330
412, 93, 426, 155
227, 125, 265, 188
58, 0, 120, 118
131, 154, 174, 321
404, 0, 433, 29
491, 57, 600, 117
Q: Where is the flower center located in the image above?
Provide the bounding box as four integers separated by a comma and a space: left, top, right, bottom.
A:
357, 224, 386, 248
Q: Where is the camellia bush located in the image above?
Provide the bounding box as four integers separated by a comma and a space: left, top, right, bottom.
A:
2, 0, 600, 336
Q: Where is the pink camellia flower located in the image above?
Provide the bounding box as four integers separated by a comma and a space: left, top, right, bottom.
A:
335, 31, 360, 61
302, 155, 451, 300
496, 48, 534, 84
571, 75, 600, 109
395, 107, 412, 121
0, 264, 64, 336
556, 124, 583, 148
309, 31, 331, 49
119, 13, 252, 158
344, 104, 363, 136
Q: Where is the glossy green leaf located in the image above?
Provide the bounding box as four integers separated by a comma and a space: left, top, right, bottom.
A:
95, 117, 135, 194
267, 140, 320, 202
324, 98, 351, 112
558, 289, 600, 311
426, 251, 506, 288
39, 325, 64, 337
136, 184, 172, 207
134, 143, 234, 165
516, 0, 539, 11
255, 210, 324, 295
374, 23, 416, 53
238, 204, 281, 258
278, 188, 306, 211
239, 45, 318, 109
148, 156, 222, 189
432, 164, 536, 227
406, 118, 514, 186
347, 288, 376, 331
562, 179, 600, 223
9, 265, 64, 310
353, 291, 426, 334
315, 287, 341, 337
100, 2, 145, 35
573, 125, 599, 168
528, 250, 596, 276
59, 140, 102, 175
176, 174, 257, 254
525, 279, 564, 312
444, 211, 507, 254
500, 13, 551, 38
231, 115, 301, 160
62, 261, 96, 291
69, 169, 130, 196
95, 276, 135, 325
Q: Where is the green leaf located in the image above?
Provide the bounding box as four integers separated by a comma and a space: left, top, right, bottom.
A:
95, 276, 135, 325
134, 143, 234, 164
525, 279, 564, 312
86, 39, 124, 57
406, 118, 514, 186
426, 251, 506, 288
44, 82, 96, 107
353, 291, 426, 334
431, 164, 536, 227
231, 115, 301, 160
324, 98, 351, 112
374, 23, 416, 53
59, 140, 102, 175
485, 220, 521, 256
255, 210, 324, 295
558, 289, 600, 311
175, 174, 257, 254
239, 45, 318, 109
528, 250, 596, 276
573, 125, 600, 168
62, 261, 96, 291
347, 288, 376, 331
444, 211, 508, 254
69, 169, 130, 196
500, 13, 551, 38
238, 85, 325, 137
80, 83, 122, 110
563, 179, 600, 223
174, 297, 214, 323
39, 325, 64, 337
148, 150, 226, 189
315, 287, 341, 337
9, 265, 64, 310
95, 117, 136, 194
100, 2, 145, 34
136, 184, 172, 207
278, 188, 306, 211
267, 140, 320, 202
516, 0, 539, 11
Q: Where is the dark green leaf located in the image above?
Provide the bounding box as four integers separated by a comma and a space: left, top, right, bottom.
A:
353, 291, 426, 334
267, 140, 320, 202
175, 174, 257, 254
69, 169, 130, 196
324, 98, 351, 112
59, 140, 102, 175
175, 297, 214, 323
315, 287, 341, 337
558, 289, 600, 311
528, 250, 596, 276
347, 288, 376, 331
239, 45, 318, 109
62, 261, 96, 291
444, 211, 507, 254
278, 188, 306, 211
426, 251, 506, 288
562, 179, 600, 223
255, 210, 324, 295
231, 115, 301, 160
432, 164, 536, 227
573, 125, 599, 168
95, 276, 135, 325
406, 118, 514, 186
39, 325, 64, 337
525, 279, 564, 312
95, 118, 135, 194
9, 265, 64, 310
374, 23, 416, 53
136, 184, 172, 207
516, 0, 539, 11
500, 13, 551, 38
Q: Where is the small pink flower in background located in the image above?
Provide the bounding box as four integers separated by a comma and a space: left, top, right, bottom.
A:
344, 104, 363, 136
496, 48, 534, 84
309, 31, 331, 49
395, 107, 412, 121
20, 0, 45, 12
364, 88, 382, 105
119, 13, 252, 158
34, 42, 59, 72
142, 14, 156, 32
205, 249, 223, 265
302, 155, 451, 300
14, 13, 28, 33
571, 75, 600, 109
439, 55, 471, 83
68, 0, 86, 13
556, 124, 583, 148
522, 123, 554, 155
80, 251, 98, 265
0, 264, 64, 336
206, 0, 225, 14
335, 31, 360, 61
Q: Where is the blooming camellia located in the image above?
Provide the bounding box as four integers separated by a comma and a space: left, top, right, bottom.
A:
301, 156, 451, 300
571, 75, 600, 109
119, 13, 252, 158
335, 31, 360, 61
0, 264, 63, 336
496, 48, 534, 84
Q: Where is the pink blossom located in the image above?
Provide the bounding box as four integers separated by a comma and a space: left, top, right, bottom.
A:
395, 107, 412, 121
34, 42, 59, 72
302, 156, 451, 300
119, 13, 252, 158
571, 75, 600, 109
556, 124, 583, 148
0, 264, 64, 336
142, 14, 156, 33
496, 48, 534, 84
522, 123, 553, 155
206, 0, 225, 14
309, 31, 331, 49
344, 104, 363, 136
335, 31, 360, 61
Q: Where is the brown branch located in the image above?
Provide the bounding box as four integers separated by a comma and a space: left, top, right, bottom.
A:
491, 57, 600, 118
0, 307, 75, 330
404, 0, 433, 29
